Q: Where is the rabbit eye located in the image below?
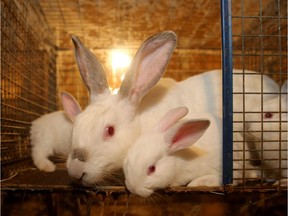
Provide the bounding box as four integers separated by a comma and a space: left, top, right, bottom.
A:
105, 126, 115, 137
147, 165, 156, 175
264, 112, 273, 119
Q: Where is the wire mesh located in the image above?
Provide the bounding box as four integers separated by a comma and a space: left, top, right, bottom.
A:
231, 0, 287, 189
1, 0, 56, 179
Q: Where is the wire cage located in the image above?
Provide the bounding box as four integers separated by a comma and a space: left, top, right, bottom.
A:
1, 0, 57, 179
1, 0, 287, 215
231, 0, 287, 189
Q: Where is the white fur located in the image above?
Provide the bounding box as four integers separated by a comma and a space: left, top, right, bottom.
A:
232, 70, 280, 131
244, 81, 287, 185
30, 111, 73, 172
66, 96, 142, 183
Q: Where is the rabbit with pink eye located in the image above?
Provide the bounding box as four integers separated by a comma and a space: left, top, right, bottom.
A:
124, 107, 218, 198
123, 107, 263, 197
230, 71, 279, 181
30, 92, 81, 172
61, 31, 179, 185
244, 80, 287, 185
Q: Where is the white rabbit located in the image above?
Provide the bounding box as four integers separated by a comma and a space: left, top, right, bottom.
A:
30, 92, 81, 172
244, 81, 287, 185
124, 107, 214, 197
124, 107, 261, 197
62, 31, 179, 185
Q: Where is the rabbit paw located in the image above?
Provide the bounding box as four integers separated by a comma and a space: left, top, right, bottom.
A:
187, 175, 221, 187
34, 159, 56, 172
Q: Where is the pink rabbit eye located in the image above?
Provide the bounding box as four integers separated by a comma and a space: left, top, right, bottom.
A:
264, 112, 273, 119
147, 165, 156, 175
105, 126, 115, 138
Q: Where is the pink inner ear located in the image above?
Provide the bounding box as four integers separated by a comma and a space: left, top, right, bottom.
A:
169, 120, 210, 152
171, 123, 200, 144
61, 92, 82, 121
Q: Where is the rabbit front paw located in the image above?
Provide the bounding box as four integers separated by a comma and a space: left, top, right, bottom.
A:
34, 159, 56, 172
187, 175, 221, 187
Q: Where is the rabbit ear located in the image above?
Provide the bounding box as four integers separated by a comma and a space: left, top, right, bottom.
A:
71, 35, 109, 99
118, 31, 177, 107
61, 91, 82, 121
165, 119, 210, 153
154, 107, 189, 133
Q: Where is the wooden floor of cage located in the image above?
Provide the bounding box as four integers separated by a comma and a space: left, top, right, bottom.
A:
1, 165, 287, 216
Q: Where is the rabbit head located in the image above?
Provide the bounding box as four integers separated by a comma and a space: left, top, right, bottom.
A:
245, 81, 287, 142
123, 107, 210, 197
233, 71, 280, 132
244, 81, 287, 180
61, 31, 177, 185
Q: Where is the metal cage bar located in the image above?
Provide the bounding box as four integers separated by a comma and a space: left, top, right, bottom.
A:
221, 0, 234, 185
231, 0, 287, 189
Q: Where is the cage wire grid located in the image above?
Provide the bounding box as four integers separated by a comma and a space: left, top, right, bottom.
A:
1, 0, 57, 178
231, 0, 287, 189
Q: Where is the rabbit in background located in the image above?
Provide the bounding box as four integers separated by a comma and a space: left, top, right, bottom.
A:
232, 71, 280, 132
30, 92, 81, 172
244, 80, 287, 185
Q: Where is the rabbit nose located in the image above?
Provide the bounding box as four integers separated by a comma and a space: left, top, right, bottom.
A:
68, 158, 85, 180
72, 148, 88, 162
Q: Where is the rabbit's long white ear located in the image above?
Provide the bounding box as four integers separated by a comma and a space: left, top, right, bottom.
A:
72, 35, 109, 99
119, 31, 177, 107
61, 91, 82, 122
165, 119, 210, 153
155, 107, 189, 133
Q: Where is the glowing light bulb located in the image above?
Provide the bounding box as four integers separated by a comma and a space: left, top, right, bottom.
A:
110, 49, 132, 91
111, 50, 132, 73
